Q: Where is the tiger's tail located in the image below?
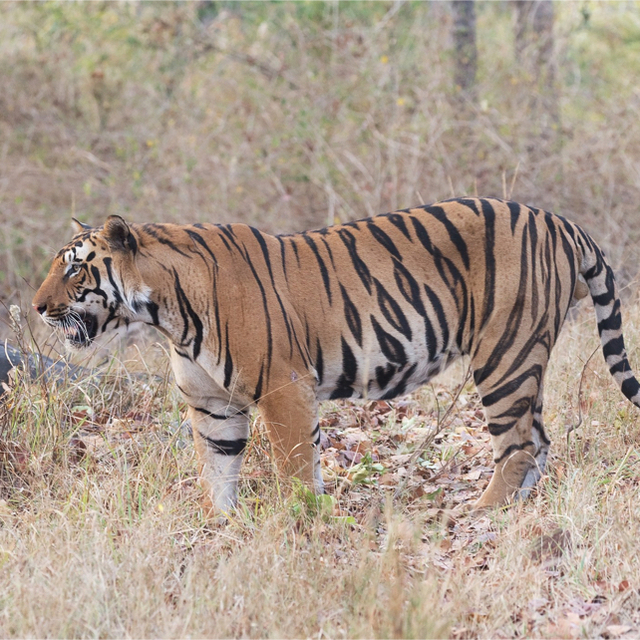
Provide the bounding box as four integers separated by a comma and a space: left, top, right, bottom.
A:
581, 233, 640, 408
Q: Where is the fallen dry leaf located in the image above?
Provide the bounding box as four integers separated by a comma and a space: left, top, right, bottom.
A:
604, 625, 634, 639
531, 528, 571, 565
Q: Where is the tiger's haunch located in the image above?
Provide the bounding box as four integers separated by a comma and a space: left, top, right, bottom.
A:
32, 197, 640, 512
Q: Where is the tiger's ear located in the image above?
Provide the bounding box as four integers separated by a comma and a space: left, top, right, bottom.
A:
71, 218, 92, 234
103, 215, 136, 253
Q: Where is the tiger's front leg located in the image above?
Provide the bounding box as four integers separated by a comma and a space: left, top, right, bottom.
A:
188, 403, 250, 514
257, 378, 323, 495
171, 348, 250, 514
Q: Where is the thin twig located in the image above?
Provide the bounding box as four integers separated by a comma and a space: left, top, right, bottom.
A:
508, 161, 521, 199
393, 364, 473, 500
566, 345, 599, 443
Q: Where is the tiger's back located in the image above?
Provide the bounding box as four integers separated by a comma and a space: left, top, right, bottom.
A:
276, 199, 577, 401
32, 197, 640, 513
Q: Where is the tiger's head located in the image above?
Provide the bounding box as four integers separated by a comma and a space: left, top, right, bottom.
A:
33, 215, 150, 349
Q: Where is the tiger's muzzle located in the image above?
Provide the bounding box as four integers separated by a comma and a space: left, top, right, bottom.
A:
35, 307, 99, 349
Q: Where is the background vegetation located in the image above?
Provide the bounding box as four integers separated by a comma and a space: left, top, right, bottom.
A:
1, 1, 640, 637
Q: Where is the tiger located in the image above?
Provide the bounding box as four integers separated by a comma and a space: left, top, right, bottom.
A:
32, 197, 640, 513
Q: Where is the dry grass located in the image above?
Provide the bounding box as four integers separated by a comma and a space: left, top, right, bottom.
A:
1, 2, 640, 638
0, 302, 639, 638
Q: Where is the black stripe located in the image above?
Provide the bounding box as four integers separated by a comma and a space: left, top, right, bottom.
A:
253, 361, 265, 401
528, 212, 539, 324
487, 420, 517, 436
621, 377, 640, 399
250, 227, 276, 281
385, 213, 412, 240
423, 284, 449, 357
494, 441, 534, 464
142, 224, 191, 257
319, 235, 337, 270
473, 223, 530, 386
602, 335, 624, 360
173, 269, 204, 360
315, 338, 324, 386
381, 363, 418, 400
250, 227, 295, 356
199, 432, 247, 456
374, 278, 412, 341
185, 229, 218, 266
303, 234, 332, 304
213, 269, 223, 365
375, 363, 396, 390
409, 216, 435, 255
455, 198, 481, 216
393, 259, 426, 317
311, 423, 321, 447
224, 329, 234, 389
217, 225, 246, 257
103, 257, 124, 303
100, 307, 119, 334
479, 199, 497, 330
215, 228, 232, 252
194, 406, 228, 421
493, 396, 531, 420
366, 221, 402, 260
336, 228, 373, 294
597, 299, 622, 333
491, 314, 550, 389
77, 265, 107, 303
289, 237, 301, 267
455, 272, 471, 353
330, 337, 357, 399
481, 364, 543, 407
277, 236, 288, 280
583, 261, 603, 281
425, 205, 470, 270
557, 219, 578, 307
340, 283, 363, 347
609, 360, 630, 375
241, 251, 273, 379
506, 201, 521, 234
592, 291, 615, 307
146, 300, 160, 326
543, 212, 564, 340
370, 315, 407, 366
532, 418, 551, 445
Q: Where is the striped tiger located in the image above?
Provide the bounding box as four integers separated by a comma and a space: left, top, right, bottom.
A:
32, 197, 640, 512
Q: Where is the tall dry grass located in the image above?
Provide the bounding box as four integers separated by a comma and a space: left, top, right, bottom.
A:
0, 302, 639, 637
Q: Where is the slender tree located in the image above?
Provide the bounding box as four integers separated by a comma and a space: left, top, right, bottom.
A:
514, 0, 558, 129
452, 0, 478, 105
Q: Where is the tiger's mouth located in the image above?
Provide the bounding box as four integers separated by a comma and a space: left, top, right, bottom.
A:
56, 311, 99, 349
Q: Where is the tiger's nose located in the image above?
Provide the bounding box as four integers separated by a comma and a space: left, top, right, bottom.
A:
33, 302, 47, 315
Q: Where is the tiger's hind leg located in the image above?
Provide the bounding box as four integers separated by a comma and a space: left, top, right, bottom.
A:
473, 360, 550, 509
518, 382, 550, 500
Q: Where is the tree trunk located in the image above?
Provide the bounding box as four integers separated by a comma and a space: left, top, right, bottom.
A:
452, 1, 478, 105
514, 0, 558, 127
